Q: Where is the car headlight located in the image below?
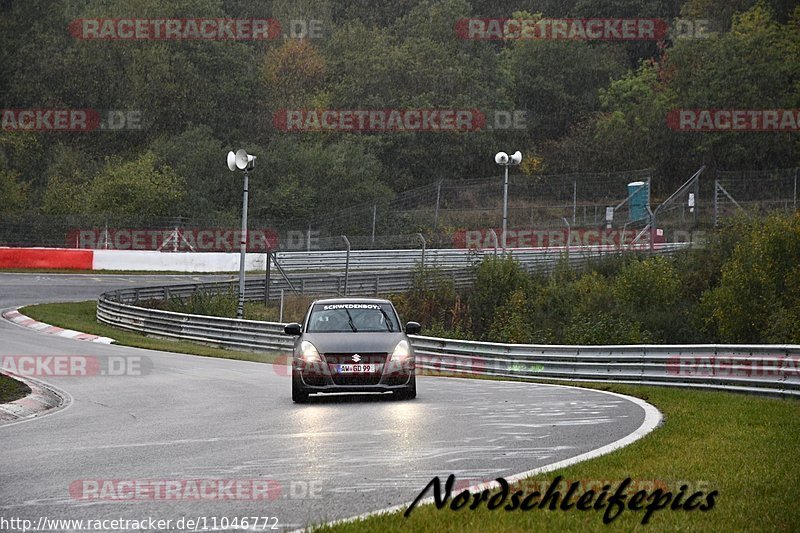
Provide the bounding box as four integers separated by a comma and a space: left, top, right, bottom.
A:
300, 340, 321, 362
390, 340, 411, 361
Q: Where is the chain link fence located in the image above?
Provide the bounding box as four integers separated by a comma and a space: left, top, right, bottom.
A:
1, 168, 796, 251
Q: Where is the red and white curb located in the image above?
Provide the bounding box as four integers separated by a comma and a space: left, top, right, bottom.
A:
2, 308, 115, 344
0, 373, 69, 424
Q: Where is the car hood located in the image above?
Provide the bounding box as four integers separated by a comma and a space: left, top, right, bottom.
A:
302, 332, 407, 354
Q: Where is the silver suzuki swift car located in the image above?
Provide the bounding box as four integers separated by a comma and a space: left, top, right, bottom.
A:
283, 298, 420, 403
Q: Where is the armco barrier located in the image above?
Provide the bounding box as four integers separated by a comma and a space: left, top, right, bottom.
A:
96, 276, 799, 397
270, 244, 688, 272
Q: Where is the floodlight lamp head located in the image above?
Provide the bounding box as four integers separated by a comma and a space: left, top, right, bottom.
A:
510, 151, 522, 165
226, 151, 237, 172
495, 151, 508, 165
235, 149, 256, 171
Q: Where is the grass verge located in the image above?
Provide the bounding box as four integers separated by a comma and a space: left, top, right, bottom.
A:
14, 301, 800, 531
20, 301, 281, 364
0, 373, 31, 403
312, 382, 799, 532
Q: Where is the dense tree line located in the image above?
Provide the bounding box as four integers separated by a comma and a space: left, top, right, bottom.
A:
1, 0, 797, 225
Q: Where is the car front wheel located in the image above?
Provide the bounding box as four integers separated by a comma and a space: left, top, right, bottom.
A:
292, 379, 309, 403
394, 375, 416, 400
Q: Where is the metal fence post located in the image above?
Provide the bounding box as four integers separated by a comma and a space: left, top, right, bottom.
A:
572, 180, 577, 224
264, 250, 272, 306
371, 205, 377, 246
416, 233, 426, 272
488, 229, 498, 255
433, 180, 442, 231
342, 235, 351, 296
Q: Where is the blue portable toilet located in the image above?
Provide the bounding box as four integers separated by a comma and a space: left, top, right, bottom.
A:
627, 181, 649, 222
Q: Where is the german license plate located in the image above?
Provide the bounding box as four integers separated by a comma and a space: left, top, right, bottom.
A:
337, 364, 376, 373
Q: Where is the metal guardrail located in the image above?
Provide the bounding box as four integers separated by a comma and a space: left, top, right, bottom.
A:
97, 297, 293, 353
273, 244, 691, 272
96, 294, 800, 397
411, 338, 800, 397
101, 270, 477, 305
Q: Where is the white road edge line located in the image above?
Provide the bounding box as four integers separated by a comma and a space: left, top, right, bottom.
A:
300, 380, 663, 532
1, 306, 115, 344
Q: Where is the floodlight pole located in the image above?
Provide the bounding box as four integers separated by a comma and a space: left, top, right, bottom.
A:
495, 150, 521, 253
502, 164, 509, 252
237, 170, 249, 320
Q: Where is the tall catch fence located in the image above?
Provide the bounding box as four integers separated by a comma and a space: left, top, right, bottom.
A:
2, 167, 796, 251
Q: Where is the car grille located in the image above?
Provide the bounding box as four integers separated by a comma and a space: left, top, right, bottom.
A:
324, 353, 388, 386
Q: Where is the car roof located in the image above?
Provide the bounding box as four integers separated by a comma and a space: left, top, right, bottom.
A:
311, 297, 393, 305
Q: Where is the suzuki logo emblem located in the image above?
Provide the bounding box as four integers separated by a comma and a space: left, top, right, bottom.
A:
352, 354, 361, 362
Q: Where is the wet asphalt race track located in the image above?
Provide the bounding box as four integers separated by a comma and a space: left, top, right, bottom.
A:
0, 273, 659, 531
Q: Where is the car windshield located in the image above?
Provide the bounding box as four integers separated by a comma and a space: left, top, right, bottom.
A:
307, 303, 400, 333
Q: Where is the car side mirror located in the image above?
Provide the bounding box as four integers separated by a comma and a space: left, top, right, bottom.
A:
405, 321, 421, 335
284, 323, 302, 336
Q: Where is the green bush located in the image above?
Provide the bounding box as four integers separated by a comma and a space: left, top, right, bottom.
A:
469, 255, 531, 340
143, 288, 238, 318
392, 265, 472, 339
564, 313, 655, 345
488, 288, 535, 343
702, 212, 800, 343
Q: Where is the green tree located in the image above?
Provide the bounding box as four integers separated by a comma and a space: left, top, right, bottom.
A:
0, 166, 28, 214
87, 152, 184, 217
489, 288, 534, 343
702, 212, 800, 342
470, 255, 531, 339
611, 255, 683, 341
250, 136, 392, 230
149, 126, 232, 216
41, 144, 95, 215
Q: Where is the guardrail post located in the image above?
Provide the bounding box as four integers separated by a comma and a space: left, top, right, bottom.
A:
163, 287, 170, 300
417, 233, 426, 272
279, 289, 284, 322
374, 276, 380, 296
